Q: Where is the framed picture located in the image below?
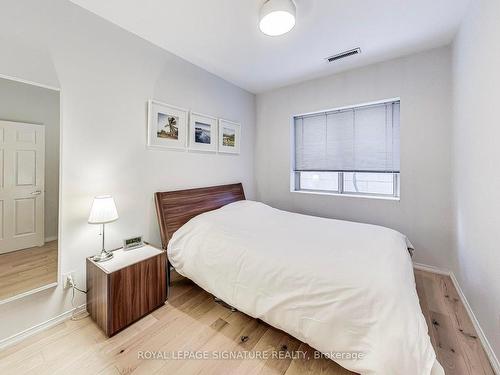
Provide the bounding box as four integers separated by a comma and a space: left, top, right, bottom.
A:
218, 119, 241, 154
147, 100, 188, 150
188, 112, 218, 152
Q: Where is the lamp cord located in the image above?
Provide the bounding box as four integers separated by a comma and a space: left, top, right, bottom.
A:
73, 285, 87, 294
68, 277, 89, 321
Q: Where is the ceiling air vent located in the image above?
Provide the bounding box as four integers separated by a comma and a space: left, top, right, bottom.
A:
326, 48, 361, 63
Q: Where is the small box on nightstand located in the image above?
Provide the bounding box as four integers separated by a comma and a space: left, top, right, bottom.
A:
86, 244, 167, 337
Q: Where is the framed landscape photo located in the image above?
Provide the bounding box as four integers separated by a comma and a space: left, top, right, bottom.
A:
188, 112, 218, 152
218, 119, 241, 154
147, 100, 188, 150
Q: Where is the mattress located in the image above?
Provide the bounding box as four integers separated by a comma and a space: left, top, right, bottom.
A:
168, 200, 443, 375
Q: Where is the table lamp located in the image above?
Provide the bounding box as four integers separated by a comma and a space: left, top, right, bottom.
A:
88, 195, 119, 262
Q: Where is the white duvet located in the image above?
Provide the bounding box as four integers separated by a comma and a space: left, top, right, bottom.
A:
168, 200, 443, 375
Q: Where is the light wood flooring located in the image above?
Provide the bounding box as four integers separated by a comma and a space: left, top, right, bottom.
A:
0, 269, 494, 375
0, 241, 58, 301
414, 270, 494, 375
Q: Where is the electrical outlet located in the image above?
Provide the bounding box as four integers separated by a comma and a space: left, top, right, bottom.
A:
63, 271, 76, 289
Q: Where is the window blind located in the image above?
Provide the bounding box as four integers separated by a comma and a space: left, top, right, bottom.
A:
294, 101, 400, 173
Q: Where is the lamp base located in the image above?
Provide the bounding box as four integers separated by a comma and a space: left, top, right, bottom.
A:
92, 250, 114, 262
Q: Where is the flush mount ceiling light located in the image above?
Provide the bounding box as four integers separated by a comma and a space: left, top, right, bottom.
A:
259, 0, 296, 36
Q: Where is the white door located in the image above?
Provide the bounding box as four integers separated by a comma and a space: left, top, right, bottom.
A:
0, 121, 45, 254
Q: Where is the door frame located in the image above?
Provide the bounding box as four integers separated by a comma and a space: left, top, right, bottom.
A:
0, 74, 61, 305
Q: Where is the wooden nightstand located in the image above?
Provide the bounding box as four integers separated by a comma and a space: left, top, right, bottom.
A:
86, 244, 167, 337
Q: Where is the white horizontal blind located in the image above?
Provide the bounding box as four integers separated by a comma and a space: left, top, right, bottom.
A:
294, 101, 400, 172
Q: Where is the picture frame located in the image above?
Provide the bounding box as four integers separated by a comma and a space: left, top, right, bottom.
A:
188, 112, 218, 152
147, 100, 188, 150
218, 119, 241, 154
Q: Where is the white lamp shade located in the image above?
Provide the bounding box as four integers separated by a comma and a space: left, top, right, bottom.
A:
88, 195, 119, 224
259, 0, 296, 36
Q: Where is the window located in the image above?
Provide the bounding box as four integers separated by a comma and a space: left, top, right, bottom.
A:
293, 100, 400, 198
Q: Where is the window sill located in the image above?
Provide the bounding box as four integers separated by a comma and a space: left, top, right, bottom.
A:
291, 189, 400, 201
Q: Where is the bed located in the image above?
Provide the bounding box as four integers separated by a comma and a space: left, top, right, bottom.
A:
155, 183, 444, 375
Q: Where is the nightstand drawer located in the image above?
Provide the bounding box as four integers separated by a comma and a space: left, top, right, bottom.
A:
86, 245, 167, 337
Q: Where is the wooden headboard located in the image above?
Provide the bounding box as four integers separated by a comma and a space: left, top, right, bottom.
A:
154, 183, 246, 249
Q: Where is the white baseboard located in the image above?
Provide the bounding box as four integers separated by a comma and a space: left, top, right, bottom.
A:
448, 272, 500, 374
413, 262, 451, 276
0, 303, 86, 350
413, 262, 500, 374
0, 282, 57, 306
44, 236, 58, 243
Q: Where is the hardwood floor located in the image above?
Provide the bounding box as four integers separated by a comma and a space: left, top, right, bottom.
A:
0, 241, 58, 301
0, 269, 494, 375
414, 270, 494, 375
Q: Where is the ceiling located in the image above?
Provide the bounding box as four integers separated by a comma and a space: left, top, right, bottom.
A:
69, 0, 470, 93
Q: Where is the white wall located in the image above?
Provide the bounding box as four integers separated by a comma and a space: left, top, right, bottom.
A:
0, 0, 255, 341
0, 78, 60, 240
255, 47, 454, 269
452, 0, 500, 358
1, 0, 497, 361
